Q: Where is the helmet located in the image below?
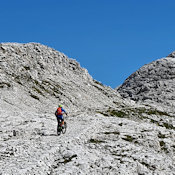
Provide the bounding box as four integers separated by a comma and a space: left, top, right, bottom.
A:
59, 104, 62, 107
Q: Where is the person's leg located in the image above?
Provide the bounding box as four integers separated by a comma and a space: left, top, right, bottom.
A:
57, 116, 62, 125
56, 116, 59, 124
61, 115, 64, 126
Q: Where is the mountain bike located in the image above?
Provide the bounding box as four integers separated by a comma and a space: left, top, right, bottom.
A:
57, 119, 67, 136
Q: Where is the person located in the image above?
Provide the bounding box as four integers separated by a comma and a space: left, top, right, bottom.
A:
55, 104, 67, 127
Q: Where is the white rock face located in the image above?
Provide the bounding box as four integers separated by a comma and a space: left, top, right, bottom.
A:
0, 43, 175, 175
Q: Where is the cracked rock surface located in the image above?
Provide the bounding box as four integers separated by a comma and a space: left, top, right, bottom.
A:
117, 54, 175, 111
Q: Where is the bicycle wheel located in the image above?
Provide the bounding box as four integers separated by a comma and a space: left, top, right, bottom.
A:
57, 125, 62, 136
62, 122, 67, 134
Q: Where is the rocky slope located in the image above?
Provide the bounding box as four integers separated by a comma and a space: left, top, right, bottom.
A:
0, 43, 126, 113
117, 54, 175, 111
0, 43, 175, 175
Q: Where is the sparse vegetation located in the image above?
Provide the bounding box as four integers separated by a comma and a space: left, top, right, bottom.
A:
62, 154, 77, 164
14, 75, 23, 85
89, 138, 106, 144
158, 132, 166, 139
31, 79, 63, 97
96, 111, 109, 116
108, 110, 127, 118
32, 86, 44, 96
97, 107, 174, 133
150, 119, 158, 124
146, 110, 170, 116
162, 122, 175, 130
127, 107, 171, 117
96, 109, 128, 118
159, 140, 165, 147
103, 131, 120, 135
30, 94, 40, 100
24, 66, 30, 70
41, 80, 63, 96
159, 140, 169, 153
122, 135, 135, 142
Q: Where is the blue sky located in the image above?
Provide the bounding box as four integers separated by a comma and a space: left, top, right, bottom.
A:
1, 0, 175, 88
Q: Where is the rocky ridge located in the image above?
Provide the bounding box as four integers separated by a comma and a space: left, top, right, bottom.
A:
0, 43, 175, 175
0, 43, 125, 114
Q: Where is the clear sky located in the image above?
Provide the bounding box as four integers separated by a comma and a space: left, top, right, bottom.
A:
1, 0, 175, 88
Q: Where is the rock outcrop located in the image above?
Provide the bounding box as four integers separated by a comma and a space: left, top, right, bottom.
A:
117, 55, 175, 109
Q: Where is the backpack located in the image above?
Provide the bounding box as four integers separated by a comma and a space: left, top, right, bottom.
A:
57, 107, 62, 115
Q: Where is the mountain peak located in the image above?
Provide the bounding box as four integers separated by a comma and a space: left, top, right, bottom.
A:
167, 51, 175, 58
117, 55, 175, 109
0, 42, 121, 113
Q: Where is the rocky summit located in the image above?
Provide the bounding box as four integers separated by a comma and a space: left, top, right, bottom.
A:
117, 54, 175, 111
0, 43, 175, 175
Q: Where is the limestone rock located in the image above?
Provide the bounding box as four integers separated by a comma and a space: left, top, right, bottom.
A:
117, 55, 175, 109
0, 42, 122, 114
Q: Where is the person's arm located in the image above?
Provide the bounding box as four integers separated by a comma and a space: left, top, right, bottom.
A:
62, 108, 68, 115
